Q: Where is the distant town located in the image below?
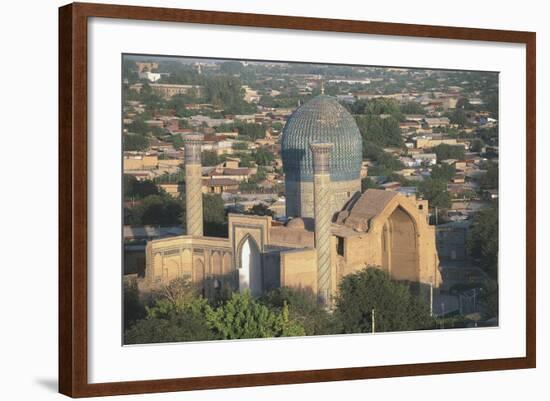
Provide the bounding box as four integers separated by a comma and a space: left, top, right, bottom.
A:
122, 56, 499, 343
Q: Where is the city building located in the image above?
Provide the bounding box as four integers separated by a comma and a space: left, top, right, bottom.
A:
129, 83, 204, 99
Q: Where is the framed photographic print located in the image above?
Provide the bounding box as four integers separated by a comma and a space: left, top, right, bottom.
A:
58, 2, 536, 397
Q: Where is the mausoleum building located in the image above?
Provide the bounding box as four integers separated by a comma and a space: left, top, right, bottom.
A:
140, 95, 442, 304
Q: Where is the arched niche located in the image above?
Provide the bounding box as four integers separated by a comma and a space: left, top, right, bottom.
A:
382, 206, 419, 282
238, 236, 262, 296
211, 251, 222, 276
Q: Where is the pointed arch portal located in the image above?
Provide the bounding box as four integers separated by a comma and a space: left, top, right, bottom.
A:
382, 206, 419, 282
238, 236, 262, 296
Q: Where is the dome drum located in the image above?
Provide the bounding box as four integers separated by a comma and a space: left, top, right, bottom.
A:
281, 95, 363, 217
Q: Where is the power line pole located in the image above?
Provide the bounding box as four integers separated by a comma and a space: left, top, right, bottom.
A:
371, 308, 376, 334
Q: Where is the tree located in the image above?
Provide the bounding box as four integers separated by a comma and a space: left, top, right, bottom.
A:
203, 194, 225, 224
355, 115, 404, 148
367, 151, 404, 177
124, 133, 149, 151
468, 204, 498, 278
247, 203, 275, 217
126, 194, 183, 226
203, 76, 256, 114
232, 141, 249, 151
450, 109, 468, 127
349, 98, 402, 118
203, 194, 227, 237
335, 268, 434, 333
124, 311, 218, 344
470, 138, 485, 153
361, 177, 377, 192
124, 279, 217, 344
430, 163, 455, 181
480, 279, 499, 319
205, 291, 305, 339
148, 278, 200, 317
201, 151, 221, 166
124, 176, 159, 200
219, 61, 244, 75
253, 147, 275, 166
261, 288, 341, 336
400, 101, 425, 115
123, 278, 146, 330
480, 161, 498, 190
432, 144, 465, 161
127, 119, 150, 135
418, 178, 451, 209
171, 134, 185, 150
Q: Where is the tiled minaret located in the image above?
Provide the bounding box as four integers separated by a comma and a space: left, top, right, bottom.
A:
310, 141, 334, 306
184, 134, 203, 237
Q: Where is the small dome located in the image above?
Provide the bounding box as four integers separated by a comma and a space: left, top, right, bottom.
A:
281, 95, 362, 182
286, 217, 305, 230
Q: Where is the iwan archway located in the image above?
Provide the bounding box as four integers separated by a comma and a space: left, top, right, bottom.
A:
382, 206, 419, 282
238, 236, 262, 296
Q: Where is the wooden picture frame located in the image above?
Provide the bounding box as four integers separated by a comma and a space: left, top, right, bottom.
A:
59, 2, 536, 397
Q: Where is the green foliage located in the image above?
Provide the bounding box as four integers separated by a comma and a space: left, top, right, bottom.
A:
366, 147, 404, 177
124, 133, 149, 151
204, 76, 256, 115
480, 279, 499, 319
479, 127, 498, 144
203, 193, 228, 237
171, 134, 185, 150
127, 119, 151, 135
361, 177, 377, 191
239, 168, 267, 191
470, 138, 485, 153
124, 176, 159, 200
335, 268, 434, 333
123, 279, 146, 330
449, 108, 468, 126
430, 163, 456, 181
202, 150, 222, 166
126, 194, 183, 226
261, 288, 341, 336
480, 161, 498, 190
217, 122, 266, 140
485, 94, 499, 117
205, 291, 305, 339
151, 126, 166, 138
418, 178, 451, 209
124, 308, 217, 344
349, 98, 402, 119
135, 82, 166, 110
238, 123, 266, 141
125, 279, 217, 344
122, 59, 139, 83
234, 152, 255, 167
253, 147, 275, 166
203, 194, 226, 224
232, 141, 249, 151
468, 204, 498, 278
356, 115, 404, 148
400, 101, 425, 115
432, 144, 465, 161
219, 61, 244, 75
247, 203, 275, 217
147, 278, 202, 318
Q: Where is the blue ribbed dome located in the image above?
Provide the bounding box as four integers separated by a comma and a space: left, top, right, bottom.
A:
281, 95, 362, 181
